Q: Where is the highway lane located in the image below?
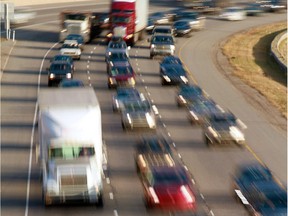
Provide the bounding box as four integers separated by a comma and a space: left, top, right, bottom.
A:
1, 2, 287, 216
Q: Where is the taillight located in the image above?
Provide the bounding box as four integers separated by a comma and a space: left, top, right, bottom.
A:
149, 187, 159, 204
180, 185, 194, 203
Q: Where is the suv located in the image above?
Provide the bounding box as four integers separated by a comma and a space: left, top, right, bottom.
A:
149, 34, 175, 59
47, 61, 73, 86
152, 25, 174, 36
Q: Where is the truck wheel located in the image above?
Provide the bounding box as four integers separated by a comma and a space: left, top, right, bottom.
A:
205, 136, 211, 147
121, 122, 126, 131
48, 81, 52, 87
150, 54, 154, 59
96, 194, 104, 208
161, 79, 166, 86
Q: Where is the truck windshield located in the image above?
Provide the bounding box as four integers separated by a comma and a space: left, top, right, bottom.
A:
111, 16, 131, 24
49, 147, 95, 159
65, 14, 87, 21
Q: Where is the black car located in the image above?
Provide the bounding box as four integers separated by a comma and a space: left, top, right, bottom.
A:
176, 84, 204, 107
48, 61, 73, 86
160, 56, 183, 66
187, 98, 224, 125
50, 54, 75, 71
233, 163, 273, 201
160, 64, 189, 85
238, 180, 287, 216
173, 20, 193, 37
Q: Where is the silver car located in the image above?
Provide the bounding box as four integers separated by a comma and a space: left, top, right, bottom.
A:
121, 100, 157, 130
148, 34, 175, 59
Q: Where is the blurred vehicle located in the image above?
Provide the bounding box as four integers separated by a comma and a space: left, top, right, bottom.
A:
47, 61, 73, 87
93, 12, 110, 29
203, 112, 246, 146
232, 164, 287, 216
173, 20, 193, 37
140, 165, 197, 211
50, 54, 75, 71
187, 98, 224, 125
60, 40, 81, 60
106, 36, 130, 59
174, 11, 205, 31
160, 63, 189, 85
176, 84, 204, 107
148, 34, 175, 59
112, 87, 146, 112
107, 61, 136, 88
121, 100, 157, 130
152, 25, 174, 36
245, 3, 264, 16
65, 34, 84, 50
105, 50, 130, 67
160, 55, 183, 66
258, 0, 287, 12
107, 0, 149, 46
232, 163, 273, 201
219, 7, 247, 21
58, 79, 84, 88
135, 135, 176, 173
146, 12, 173, 32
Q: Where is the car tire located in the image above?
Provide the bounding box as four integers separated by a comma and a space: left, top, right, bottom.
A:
161, 79, 166, 86
205, 135, 211, 147
150, 54, 154, 59
121, 122, 126, 131
48, 81, 52, 87
96, 194, 104, 208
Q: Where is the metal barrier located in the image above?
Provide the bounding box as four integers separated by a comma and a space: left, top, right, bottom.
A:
270, 30, 287, 73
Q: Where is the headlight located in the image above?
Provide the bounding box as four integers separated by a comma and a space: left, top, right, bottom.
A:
145, 112, 155, 127
109, 77, 116, 84
107, 33, 113, 38
163, 75, 171, 82
170, 45, 175, 50
66, 73, 72, 79
126, 34, 133, 39
189, 111, 199, 120
151, 44, 155, 49
128, 77, 135, 85
61, 29, 67, 33
208, 126, 218, 138
180, 76, 188, 83
229, 126, 245, 142
76, 50, 81, 55
49, 73, 55, 79
126, 113, 132, 124
179, 95, 186, 103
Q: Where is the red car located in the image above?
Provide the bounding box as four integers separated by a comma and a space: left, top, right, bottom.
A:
141, 166, 197, 212
107, 61, 136, 89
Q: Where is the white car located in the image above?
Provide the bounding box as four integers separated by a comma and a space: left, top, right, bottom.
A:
219, 7, 246, 21
60, 40, 81, 60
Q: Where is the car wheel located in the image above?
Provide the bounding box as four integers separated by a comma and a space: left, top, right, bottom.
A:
108, 83, 111, 89
150, 54, 154, 59
121, 122, 126, 131
205, 135, 211, 147
48, 81, 52, 87
78, 56, 81, 60
96, 194, 104, 208
161, 79, 166, 86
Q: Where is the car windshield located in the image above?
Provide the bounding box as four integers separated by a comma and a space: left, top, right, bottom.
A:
175, 21, 190, 27
110, 66, 133, 76
109, 53, 128, 61
152, 35, 173, 43
124, 101, 150, 112
117, 89, 139, 98
111, 16, 130, 24
162, 57, 182, 65
239, 167, 272, 182
67, 35, 83, 43
53, 56, 72, 62
180, 86, 202, 96
50, 64, 69, 71
49, 146, 95, 159
154, 28, 171, 34
153, 170, 183, 185
165, 66, 186, 75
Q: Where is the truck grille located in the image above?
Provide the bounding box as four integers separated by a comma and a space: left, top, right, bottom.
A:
132, 116, 149, 128
60, 175, 88, 195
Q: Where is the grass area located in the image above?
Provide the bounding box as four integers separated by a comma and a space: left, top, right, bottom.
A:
279, 36, 287, 61
222, 22, 287, 118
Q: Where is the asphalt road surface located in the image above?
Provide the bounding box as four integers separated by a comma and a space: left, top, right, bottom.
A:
1, 1, 286, 216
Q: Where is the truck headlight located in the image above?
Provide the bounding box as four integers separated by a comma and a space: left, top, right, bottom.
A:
49, 73, 55, 79
151, 44, 155, 49
109, 77, 116, 84
66, 73, 72, 79
170, 45, 175, 50
126, 34, 133, 39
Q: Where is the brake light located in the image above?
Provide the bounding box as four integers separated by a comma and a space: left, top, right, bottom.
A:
180, 185, 194, 203
149, 187, 159, 204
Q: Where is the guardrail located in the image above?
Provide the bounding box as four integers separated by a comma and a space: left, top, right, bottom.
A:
270, 30, 287, 73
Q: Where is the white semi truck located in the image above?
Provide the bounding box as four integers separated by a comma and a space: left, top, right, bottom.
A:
37, 88, 106, 206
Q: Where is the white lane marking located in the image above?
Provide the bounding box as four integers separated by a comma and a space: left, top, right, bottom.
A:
109, 192, 114, 200
25, 42, 59, 216
88, 56, 91, 59
184, 166, 188, 171
87, 71, 90, 74
210, 210, 215, 216
167, 132, 171, 137
163, 123, 166, 127
236, 119, 247, 129
106, 178, 110, 184
1, 40, 16, 80
87, 65, 89, 68
200, 193, 205, 199
137, 68, 140, 71
88, 77, 91, 80
172, 142, 176, 147
90, 51, 93, 54
94, 47, 96, 50
192, 179, 196, 184
151, 99, 154, 103
147, 92, 151, 96
87, 60, 90, 64
114, 210, 119, 216
178, 153, 182, 158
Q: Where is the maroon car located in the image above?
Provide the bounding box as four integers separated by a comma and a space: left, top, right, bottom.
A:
107, 61, 136, 88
